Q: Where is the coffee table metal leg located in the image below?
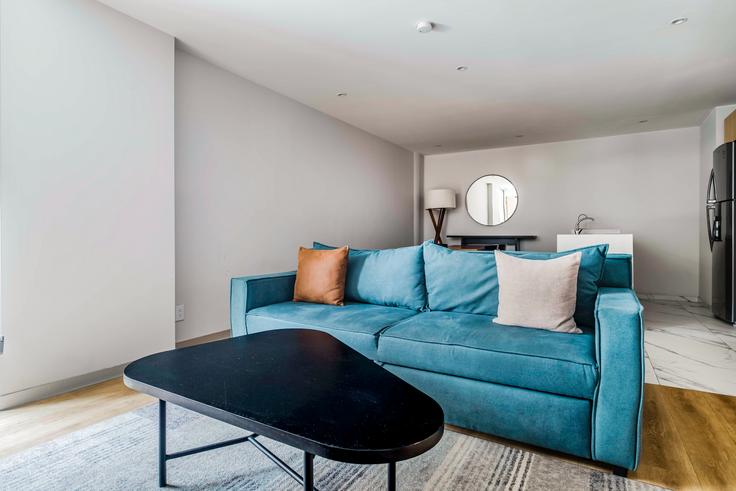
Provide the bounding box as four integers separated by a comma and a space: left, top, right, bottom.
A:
387, 461, 396, 491
159, 400, 167, 487
303, 452, 314, 490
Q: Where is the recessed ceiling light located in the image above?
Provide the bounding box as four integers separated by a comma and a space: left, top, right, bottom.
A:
639, 120, 648, 123
416, 20, 434, 33
456, 66, 468, 71
670, 17, 688, 25
336, 92, 348, 97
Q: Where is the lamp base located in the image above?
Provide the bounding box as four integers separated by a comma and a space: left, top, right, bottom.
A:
428, 208, 448, 246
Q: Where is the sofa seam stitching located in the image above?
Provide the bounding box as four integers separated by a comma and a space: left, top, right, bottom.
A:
247, 311, 419, 336
378, 334, 597, 369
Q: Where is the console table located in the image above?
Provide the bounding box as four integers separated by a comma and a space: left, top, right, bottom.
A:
447, 235, 537, 251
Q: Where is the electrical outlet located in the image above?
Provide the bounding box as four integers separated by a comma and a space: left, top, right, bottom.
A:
175, 305, 185, 322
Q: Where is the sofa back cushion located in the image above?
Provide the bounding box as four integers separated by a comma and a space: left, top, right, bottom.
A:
600, 253, 633, 288
423, 242, 499, 315
423, 241, 609, 326
313, 242, 427, 311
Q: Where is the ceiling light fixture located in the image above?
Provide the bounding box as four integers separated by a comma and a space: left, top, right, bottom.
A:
515, 135, 524, 138
639, 120, 648, 123
456, 66, 468, 71
336, 92, 348, 97
416, 20, 434, 33
670, 17, 688, 25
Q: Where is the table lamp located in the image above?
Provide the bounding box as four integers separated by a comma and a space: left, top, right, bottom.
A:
425, 189, 456, 246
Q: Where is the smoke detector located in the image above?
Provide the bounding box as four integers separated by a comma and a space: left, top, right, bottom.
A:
416, 20, 434, 33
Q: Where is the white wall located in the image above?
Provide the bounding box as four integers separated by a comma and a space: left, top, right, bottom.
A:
0, 0, 175, 405
424, 128, 700, 297
175, 51, 413, 341
699, 104, 736, 305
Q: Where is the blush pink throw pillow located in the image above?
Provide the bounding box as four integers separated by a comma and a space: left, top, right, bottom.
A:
493, 251, 582, 333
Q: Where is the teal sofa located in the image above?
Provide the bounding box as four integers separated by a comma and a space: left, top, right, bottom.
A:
230, 242, 644, 474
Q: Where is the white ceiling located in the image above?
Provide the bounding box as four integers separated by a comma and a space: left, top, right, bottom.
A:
97, 0, 736, 154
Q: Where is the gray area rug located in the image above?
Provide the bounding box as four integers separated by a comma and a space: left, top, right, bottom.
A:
0, 403, 664, 490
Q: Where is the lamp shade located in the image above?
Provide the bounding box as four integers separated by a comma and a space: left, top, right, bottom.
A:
425, 189, 456, 209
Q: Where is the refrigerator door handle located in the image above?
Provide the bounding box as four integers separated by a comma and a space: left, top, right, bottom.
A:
707, 203, 715, 250
707, 201, 722, 251
707, 169, 719, 251
707, 168, 717, 204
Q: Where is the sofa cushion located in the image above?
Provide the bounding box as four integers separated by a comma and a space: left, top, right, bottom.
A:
507, 244, 608, 327
423, 242, 499, 315
376, 311, 598, 399
246, 301, 418, 358
600, 254, 633, 288
422, 242, 608, 327
313, 242, 427, 311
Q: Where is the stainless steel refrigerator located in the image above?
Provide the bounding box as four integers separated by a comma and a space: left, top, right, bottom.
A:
707, 141, 736, 323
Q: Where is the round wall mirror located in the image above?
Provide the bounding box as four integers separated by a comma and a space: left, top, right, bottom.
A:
466, 175, 519, 226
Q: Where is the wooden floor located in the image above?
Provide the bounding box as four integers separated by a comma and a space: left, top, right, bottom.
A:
0, 356, 734, 490
450, 384, 736, 490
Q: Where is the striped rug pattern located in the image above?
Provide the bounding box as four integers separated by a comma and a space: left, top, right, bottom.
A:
0, 403, 664, 490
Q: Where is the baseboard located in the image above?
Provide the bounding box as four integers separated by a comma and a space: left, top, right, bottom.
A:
636, 293, 703, 303
176, 329, 230, 349
0, 363, 126, 410
0, 330, 231, 410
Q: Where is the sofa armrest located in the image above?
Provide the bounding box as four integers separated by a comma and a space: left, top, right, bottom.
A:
592, 287, 644, 470
230, 272, 296, 337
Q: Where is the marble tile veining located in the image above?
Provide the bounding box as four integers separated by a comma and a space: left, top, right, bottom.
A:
640, 298, 736, 396
698, 319, 736, 352
644, 356, 659, 384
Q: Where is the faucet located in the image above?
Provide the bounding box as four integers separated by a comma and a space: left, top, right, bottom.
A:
574, 214, 595, 234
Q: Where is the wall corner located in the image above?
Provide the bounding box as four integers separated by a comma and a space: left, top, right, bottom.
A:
413, 153, 424, 245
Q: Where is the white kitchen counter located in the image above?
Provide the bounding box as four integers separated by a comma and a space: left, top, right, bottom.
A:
557, 234, 633, 254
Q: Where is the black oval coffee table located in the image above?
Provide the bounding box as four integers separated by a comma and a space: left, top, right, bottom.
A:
124, 329, 444, 490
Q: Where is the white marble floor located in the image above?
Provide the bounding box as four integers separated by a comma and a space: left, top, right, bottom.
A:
638, 294, 736, 396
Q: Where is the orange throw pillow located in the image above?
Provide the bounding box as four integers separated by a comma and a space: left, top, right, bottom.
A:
293, 246, 349, 306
